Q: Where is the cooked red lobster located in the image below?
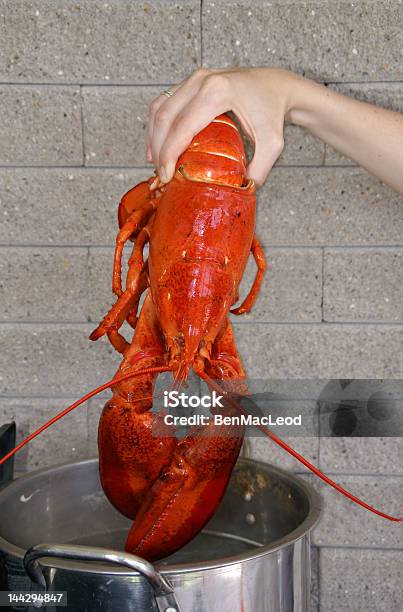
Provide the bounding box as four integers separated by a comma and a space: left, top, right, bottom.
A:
89, 114, 265, 560
0, 114, 399, 563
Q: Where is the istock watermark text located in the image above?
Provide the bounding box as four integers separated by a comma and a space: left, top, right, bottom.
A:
163, 390, 224, 408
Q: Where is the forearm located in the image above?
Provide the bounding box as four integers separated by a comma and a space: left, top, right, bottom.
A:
146, 67, 403, 192
288, 78, 403, 195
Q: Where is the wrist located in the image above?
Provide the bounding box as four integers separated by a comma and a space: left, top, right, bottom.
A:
286, 77, 327, 132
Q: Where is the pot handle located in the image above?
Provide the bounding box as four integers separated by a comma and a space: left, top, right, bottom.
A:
24, 543, 181, 612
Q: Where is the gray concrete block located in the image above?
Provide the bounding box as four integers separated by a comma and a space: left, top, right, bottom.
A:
320, 548, 402, 612
234, 248, 322, 322
257, 168, 403, 245
0, 397, 89, 472
88, 247, 115, 323
0, 247, 88, 321
324, 248, 403, 322
235, 324, 403, 378
0, 324, 121, 395
324, 146, 357, 167
248, 432, 319, 474
331, 83, 403, 114
202, 1, 403, 82
0, 168, 150, 245
0, 0, 200, 83
0, 86, 82, 165
82, 86, 160, 166
319, 437, 403, 475
278, 125, 324, 166
325, 83, 403, 165
307, 474, 403, 547
246, 379, 327, 400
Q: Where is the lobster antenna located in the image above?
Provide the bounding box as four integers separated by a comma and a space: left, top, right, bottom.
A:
0, 365, 172, 467
199, 371, 401, 523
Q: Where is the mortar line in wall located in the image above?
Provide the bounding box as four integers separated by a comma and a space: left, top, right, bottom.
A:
316, 245, 403, 250
200, 0, 204, 65
2, 244, 402, 250
0, 163, 363, 169
324, 80, 403, 85
320, 247, 325, 323
3, 392, 402, 402
86, 394, 93, 443
79, 86, 86, 167
231, 320, 403, 326
317, 307, 322, 475
312, 544, 403, 552
317, 546, 321, 612
0, 81, 179, 87
0, 164, 152, 170
300, 471, 403, 479
86, 246, 91, 322
0, 394, 110, 400
0, 320, 91, 325
0, 80, 402, 87
1, 320, 402, 326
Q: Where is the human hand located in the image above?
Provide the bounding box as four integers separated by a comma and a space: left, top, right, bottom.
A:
146, 67, 303, 186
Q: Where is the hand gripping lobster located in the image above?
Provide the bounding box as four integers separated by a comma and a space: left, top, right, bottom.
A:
0, 114, 400, 564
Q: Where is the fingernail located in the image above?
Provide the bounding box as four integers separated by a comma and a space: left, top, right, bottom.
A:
160, 160, 176, 183
167, 162, 176, 182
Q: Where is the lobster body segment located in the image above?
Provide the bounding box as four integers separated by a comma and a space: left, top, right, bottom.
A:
177, 115, 247, 186
150, 173, 256, 372
90, 114, 266, 560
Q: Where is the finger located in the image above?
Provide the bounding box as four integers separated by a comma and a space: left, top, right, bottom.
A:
147, 94, 171, 163
145, 134, 153, 163
158, 76, 231, 182
149, 70, 211, 168
151, 91, 194, 168
246, 133, 284, 186
147, 85, 184, 165
147, 70, 211, 166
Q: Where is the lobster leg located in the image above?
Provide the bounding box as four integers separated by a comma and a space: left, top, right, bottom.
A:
231, 235, 266, 315
98, 293, 177, 518
107, 330, 130, 355
90, 223, 151, 344
125, 318, 246, 561
105, 270, 147, 355
113, 182, 157, 297
113, 214, 154, 296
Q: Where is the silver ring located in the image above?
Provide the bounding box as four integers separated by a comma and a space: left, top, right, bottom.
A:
162, 89, 174, 98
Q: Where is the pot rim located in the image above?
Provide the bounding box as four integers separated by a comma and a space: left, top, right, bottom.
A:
0, 457, 322, 576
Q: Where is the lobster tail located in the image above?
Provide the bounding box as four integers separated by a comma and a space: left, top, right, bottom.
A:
177, 114, 247, 187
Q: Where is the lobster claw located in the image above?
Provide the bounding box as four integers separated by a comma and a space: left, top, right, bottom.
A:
117, 178, 156, 238
125, 416, 244, 561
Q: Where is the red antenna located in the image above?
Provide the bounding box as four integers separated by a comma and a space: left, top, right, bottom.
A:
0, 366, 172, 467
199, 372, 401, 523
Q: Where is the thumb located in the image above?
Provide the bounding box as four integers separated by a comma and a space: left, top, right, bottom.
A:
247, 134, 284, 186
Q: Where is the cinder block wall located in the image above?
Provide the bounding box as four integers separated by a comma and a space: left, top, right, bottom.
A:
0, 2, 402, 610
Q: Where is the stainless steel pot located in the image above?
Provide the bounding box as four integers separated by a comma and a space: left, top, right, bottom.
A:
0, 458, 321, 611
